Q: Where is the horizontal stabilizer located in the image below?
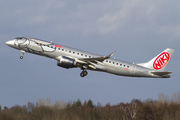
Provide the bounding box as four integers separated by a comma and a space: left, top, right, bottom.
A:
151, 71, 172, 78
151, 71, 172, 75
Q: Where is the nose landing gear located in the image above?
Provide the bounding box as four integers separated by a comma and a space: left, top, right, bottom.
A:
80, 69, 88, 77
20, 50, 25, 59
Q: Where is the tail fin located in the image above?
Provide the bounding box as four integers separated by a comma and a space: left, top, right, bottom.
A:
137, 48, 174, 71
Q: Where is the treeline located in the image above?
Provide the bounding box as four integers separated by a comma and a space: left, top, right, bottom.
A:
1, 92, 180, 120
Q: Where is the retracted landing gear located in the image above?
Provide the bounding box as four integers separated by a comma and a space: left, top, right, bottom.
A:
80, 69, 88, 77
20, 50, 25, 59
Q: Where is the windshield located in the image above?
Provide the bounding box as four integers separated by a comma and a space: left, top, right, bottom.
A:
15, 37, 52, 45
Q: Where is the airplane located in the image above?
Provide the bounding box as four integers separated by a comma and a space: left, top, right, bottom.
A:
6, 37, 174, 78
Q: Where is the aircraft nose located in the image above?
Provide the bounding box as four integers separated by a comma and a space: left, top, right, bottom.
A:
6, 40, 14, 46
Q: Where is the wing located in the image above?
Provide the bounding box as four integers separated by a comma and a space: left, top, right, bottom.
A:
61, 51, 116, 69
79, 51, 116, 62
55, 51, 115, 69
77, 51, 116, 69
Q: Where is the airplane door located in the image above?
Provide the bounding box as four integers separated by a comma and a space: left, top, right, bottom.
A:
29, 41, 43, 52
130, 64, 136, 74
28, 41, 33, 49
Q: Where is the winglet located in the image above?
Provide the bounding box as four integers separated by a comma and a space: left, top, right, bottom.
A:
106, 51, 116, 58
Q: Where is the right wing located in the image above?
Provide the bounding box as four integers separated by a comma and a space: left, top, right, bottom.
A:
79, 51, 116, 62
56, 51, 116, 70
77, 51, 116, 69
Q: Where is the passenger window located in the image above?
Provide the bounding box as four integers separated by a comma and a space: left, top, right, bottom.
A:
77, 53, 79, 55
106, 60, 108, 62
58, 48, 60, 50
62, 49, 64, 51
116, 63, 118, 65
127, 66, 129, 68
69, 51, 71, 53
85, 55, 87, 57
73, 52, 75, 54
109, 61, 111, 63
81, 54, 83, 56
124, 65, 126, 67
120, 64, 122, 66
113, 62, 115, 64
89, 56, 91, 58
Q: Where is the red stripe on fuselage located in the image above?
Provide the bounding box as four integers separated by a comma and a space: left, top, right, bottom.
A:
55, 45, 61, 48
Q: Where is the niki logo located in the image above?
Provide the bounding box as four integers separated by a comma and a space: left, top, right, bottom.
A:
153, 52, 170, 70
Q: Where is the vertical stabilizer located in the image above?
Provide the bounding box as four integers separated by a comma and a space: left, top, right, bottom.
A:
137, 48, 174, 71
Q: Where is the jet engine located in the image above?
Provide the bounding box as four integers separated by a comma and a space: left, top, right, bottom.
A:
57, 56, 77, 69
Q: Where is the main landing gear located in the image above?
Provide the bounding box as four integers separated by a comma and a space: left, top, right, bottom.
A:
20, 50, 25, 59
80, 69, 88, 77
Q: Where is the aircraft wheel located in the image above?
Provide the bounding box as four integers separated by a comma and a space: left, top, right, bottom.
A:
80, 72, 84, 77
20, 56, 23, 59
83, 71, 88, 76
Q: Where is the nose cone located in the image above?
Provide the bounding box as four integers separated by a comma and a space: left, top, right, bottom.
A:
6, 40, 14, 47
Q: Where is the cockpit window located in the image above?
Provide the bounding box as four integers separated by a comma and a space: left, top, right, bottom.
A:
15, 37, 51, 45
15, 37, 26, 40
16, 37, 27, 43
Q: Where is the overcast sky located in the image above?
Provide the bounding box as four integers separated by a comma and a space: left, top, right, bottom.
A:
1, 0, 180, 108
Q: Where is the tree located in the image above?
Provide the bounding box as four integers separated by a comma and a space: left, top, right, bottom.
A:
72, 99, 82, 108
83, 100, 87, 107
4, 106, 8, 109
87, 99, 94, 108
76, 99, 82, 107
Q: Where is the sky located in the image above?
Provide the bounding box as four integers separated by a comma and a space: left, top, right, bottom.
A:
0, 0, 180, 108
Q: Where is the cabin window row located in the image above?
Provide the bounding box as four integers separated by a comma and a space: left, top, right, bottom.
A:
56, 48, 92, 58
43, 45, 89, 58
106, 60, 129, 68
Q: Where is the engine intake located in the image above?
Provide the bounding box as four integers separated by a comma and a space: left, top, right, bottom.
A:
57, 56, 76, 69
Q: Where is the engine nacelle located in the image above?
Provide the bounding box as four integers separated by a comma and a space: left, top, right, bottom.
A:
57, 56, 77, 69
